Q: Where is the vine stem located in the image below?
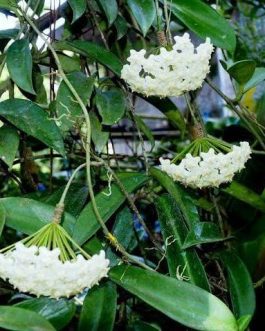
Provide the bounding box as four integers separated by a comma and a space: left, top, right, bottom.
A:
206, 78, 265, 150
21, 10, 153, 271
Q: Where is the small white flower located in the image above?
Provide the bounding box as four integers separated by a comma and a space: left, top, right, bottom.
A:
0, 243, 110, 299
121, 33, 214, 97
160, 142, 252, 189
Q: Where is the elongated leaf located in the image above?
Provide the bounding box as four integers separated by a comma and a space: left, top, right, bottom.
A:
243, 67, 265, 93
0, 99, 65, 155
73, 173, 148, 245
127, 0, 155, 36
57, 72, 94, 133
169, 0, 236, 53
98, 0, 118, 25
222, 181, 265, 212
0, 306, 55, 331
54, 41, 122, 75
67, 0, 86, 22
90, 112, 109, 153
78, 282, 117, 331
227, 60, 256, 85
0, 197, 76, 235
217, 252, 255, 324
112, 207, 137, 251
134, 115, 155, 150
110, 265, 238, 331
6, 39, 35, 94
15, 298, 76, 330
96, 88, 126, 125
182, 222, 225, 249
150, 167, 199, 228
0, 125, 19, 168
114, 15, 128, 40
0, 204, 5, 237
156, 194, 210, 290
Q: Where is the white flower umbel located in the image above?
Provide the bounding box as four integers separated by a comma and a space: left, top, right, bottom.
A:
160, 141, 251, 189
121, 33, 214, 97
0, 223, 110, 298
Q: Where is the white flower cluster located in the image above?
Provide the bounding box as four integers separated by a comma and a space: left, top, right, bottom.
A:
0, 243, 109, 298
121, 33, 214, 97
160, 142, 251, 188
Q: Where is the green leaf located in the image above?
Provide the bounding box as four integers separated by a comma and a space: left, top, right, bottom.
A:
0, 125, 19, 168
56, 72, 94, 133
0, 306, 55, 331
110, 265, 238, 331
217, 252, 255, 323
6, 39, 35, 94
127, 0, 156, 36
0, 29, 19, 39
0, 204, 6, 237
182, 222, 225, 249
243, 67, 265, 93
134, 115, 155, 150
90, 112, 109, 153
0, 197, 76, 236
227, 60, 256, 85
237, 316, 252, 331
0, 99, 65, 155
78, 282, 117, 331
156, 194, 210, 290
150, 167, 200, 228
169, 0, 236, 53
114, 15, 128, 40
67, 0, 87, 22
96, 88, 126, 125
222, 181, 265, 212
57, 54, 80, 73
73, 173, 148, 245
54, 41, 122, 76
98, 0, 118, 26
112, 207, 137, 251
15, 298, 76, 330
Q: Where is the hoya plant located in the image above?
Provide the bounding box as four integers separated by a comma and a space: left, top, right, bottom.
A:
0, 0, 264, 330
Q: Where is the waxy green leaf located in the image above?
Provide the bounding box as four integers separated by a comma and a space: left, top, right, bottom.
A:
6, 39, 35, 94
127, 0, 156, 36
169, 0, 236, 53
0, 125, 19, 168
110, 265, 238, 331
0, 306, 56, 331
79, 282, 117, 331
54, 41, 122, 75
15, 298, 76, 330
56, 72, 94, 133
0, 99, 65, 155
98, 0, 118, 25
182, 222, 225, 249
96, 88, 126, 125
0, 197, 76, 235
217, 252, 255, 324
156, 194, 210, 290
67, 0, 87, 22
